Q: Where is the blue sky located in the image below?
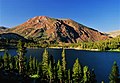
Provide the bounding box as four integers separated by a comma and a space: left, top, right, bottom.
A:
0, 0, 120, 32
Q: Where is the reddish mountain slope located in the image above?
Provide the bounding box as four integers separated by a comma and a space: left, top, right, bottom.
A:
7, 16, 109, 43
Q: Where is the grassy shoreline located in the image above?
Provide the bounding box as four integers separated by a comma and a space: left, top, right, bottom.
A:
0, 46, 120, 52
49, 47, 120, 52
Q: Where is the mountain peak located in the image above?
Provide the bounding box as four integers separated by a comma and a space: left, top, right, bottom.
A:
34, 16, 49, 20
27, 16, 50, 23
7, 16, 110, 43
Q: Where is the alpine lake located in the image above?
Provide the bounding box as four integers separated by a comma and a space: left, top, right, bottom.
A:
0, 48, 120, 83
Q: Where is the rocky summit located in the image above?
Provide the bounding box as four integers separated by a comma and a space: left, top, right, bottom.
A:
6, 16, 109, 43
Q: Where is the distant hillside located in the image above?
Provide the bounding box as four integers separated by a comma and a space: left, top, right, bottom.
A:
106, 30, 120, 37
0, 33, 27, 41
5, 16, 109, 43
0, 26, 7, 33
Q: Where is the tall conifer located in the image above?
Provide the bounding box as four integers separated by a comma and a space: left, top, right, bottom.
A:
109, 61, 119, 83
17, 40, 26, 75
42, 48, 49, 77
72, 58, 82, 82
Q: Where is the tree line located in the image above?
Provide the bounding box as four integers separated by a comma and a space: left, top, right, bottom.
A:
62, 36, 120, 51
24, 36, 120, 51
0, 35, 120, 51
0, 40, 120, 83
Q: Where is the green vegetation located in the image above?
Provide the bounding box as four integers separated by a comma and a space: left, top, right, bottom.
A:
109, 61, 120, 83
62, 36, 120, 51
76, 37, 119, 51
61, 48, 67, 82
72, 58, 82, 82
0, 41, 120, 83
57, 60, 63, 82
17, 40, 27, 75
0, 34, 120, 52
24, 36, 120, 51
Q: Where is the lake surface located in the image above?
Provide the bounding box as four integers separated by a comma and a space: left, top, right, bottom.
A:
0, 48, 120, 83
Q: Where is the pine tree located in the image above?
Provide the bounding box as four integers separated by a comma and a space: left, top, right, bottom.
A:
29, 55, 33, 74
49, 55, 54, 68
37, 62, 43, 77
42, 48, 49, 77
61, 48, 67, 81
82, 66, 91, 83
10, 56, 15, 70
72, 58, 82, 82
48, 61, 53, 83
33, 57, 37, 74
109, 61, 119, 83
23, 56, 27, 75
14, 56, 19, 70
49, 54, 56, 81
62, 48, 66, 71
35, 58, 38, 74
3, 51, 10, 70
68, 69, 71, 83
57, 60, 63, 83
8, 54, 12, 70
53, 64, 57, 82
17, 40, 26, 75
